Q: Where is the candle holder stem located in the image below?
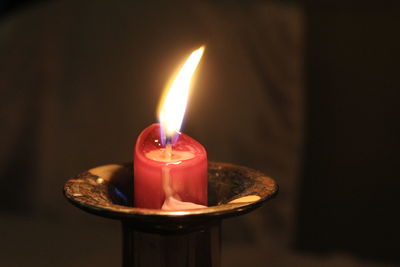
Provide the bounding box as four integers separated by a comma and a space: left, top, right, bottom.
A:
122, 221, 220, 267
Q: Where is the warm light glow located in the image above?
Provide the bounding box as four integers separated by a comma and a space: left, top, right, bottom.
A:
158, 46, 205, 144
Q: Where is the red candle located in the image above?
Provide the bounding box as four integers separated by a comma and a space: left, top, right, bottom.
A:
133, 47, 207, 210
134, 123, 207, 209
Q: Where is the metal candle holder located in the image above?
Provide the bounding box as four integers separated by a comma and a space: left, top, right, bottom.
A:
64, 162, 278, 267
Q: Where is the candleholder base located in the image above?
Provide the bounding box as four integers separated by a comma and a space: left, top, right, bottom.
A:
64, 162, 278, 267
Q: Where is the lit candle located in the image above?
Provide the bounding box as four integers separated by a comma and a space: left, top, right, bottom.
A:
134, 47, 207, 210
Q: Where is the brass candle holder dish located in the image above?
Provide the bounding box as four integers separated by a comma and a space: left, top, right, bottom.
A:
64, 162, 278, 267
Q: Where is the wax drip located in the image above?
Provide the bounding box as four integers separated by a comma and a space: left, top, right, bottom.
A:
161, 167, 173, 199
161, 166, 206, 210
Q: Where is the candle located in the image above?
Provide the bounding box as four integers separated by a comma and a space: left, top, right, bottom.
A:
134, 47, 207, 210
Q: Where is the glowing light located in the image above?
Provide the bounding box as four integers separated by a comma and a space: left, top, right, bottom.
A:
158, 46, 205, 144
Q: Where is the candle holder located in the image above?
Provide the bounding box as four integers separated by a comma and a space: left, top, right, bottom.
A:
64, 162, 278, 267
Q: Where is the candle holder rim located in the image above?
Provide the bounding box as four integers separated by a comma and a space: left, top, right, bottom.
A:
63, 161, 278, 224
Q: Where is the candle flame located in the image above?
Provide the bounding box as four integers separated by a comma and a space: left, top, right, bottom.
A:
158, 46, 205, 145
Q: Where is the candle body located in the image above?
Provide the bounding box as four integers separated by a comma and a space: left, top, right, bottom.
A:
134, 124, 207, 209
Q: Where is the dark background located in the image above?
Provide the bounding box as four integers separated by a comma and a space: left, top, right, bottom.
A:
0, 0, 399, 266
298, 2, 400, 263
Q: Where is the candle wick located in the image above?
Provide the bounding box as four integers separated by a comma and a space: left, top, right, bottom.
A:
165, 142, 172, 160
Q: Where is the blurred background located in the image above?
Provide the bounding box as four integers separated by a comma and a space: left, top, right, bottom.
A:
0, 0, 399, 266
